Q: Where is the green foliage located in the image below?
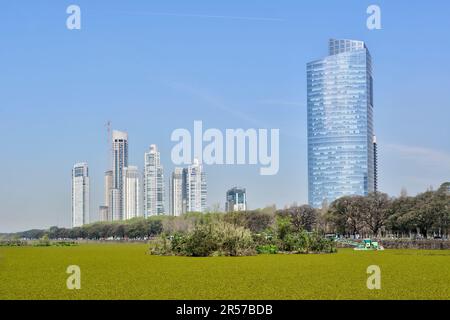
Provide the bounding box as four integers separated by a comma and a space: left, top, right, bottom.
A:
327, 189, 450, 238
256, 245, 278, 254
151, 213, 335, 257
34, 234, 51, 247
150, 221, 256, 257
0, 240, 28, 247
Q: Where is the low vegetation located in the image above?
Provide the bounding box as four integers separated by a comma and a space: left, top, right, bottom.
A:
3, 184, 449, 245
2, 245, 450, 300
150, 214, 336, 257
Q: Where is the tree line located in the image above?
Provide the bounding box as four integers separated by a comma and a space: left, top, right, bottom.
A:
5, 183, 449, 241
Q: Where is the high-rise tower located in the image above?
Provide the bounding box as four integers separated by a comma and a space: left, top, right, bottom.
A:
112, 130, 128, 220
71, 162, 89, 227
307, 39, 375, 207
169, 167, 185, 216
123, 166, 141, 220
185, 159, 207, 213
144, 144, 165, 216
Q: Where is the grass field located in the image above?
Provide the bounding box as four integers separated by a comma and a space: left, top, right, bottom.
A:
1, 244, 449, 300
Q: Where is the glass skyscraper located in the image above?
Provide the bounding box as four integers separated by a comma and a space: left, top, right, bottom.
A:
307, 39, 376, 208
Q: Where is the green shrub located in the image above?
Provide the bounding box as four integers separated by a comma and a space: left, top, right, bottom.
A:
150, 222, 256, 257
256, 245, 278, 254
34, 234, 51, 247
0, 240, 28, 247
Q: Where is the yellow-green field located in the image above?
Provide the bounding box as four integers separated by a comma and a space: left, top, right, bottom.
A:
1, 244, 449, 300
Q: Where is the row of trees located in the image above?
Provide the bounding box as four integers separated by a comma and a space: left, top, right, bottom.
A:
16, 218, 164, 240
7, 184, 449, 241
323, 185, 450, 238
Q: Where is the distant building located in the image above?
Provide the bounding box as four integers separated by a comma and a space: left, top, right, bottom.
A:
72, 163, 89, 227
103, 170, 113, 220
226, 187, 247, 212
112, 130, 128, 220
307, 39, 376, 208
99, 206, 109, 222
109, 188, 121, 222
144, 145, 165, 216
123, 166, 141, 220
170, 167, 185, 216
185, 159, 207, 213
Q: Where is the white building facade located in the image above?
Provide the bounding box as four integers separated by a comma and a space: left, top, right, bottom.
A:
170, 167, 185, 216
185, 159, 207, 213
123, 166, 141, 220
71, 162, 89, 227
112, 130, 128, 220
144, 145, 165, 216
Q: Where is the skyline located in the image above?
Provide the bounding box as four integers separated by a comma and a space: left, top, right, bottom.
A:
1, 0, 450, 232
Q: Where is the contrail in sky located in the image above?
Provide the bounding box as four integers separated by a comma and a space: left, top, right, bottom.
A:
125, 12, 285, 22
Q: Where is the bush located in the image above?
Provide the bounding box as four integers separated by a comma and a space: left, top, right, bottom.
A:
256, 245, 278, 254
150, 221, 256, 257
0, 240, 28, 247
34, 234, 51, 247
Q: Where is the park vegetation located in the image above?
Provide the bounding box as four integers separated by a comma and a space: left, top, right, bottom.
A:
2, 184, 449, 252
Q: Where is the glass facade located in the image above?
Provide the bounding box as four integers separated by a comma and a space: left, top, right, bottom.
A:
307, 39, 375, 208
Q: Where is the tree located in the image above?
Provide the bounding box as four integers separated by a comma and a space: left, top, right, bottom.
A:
277, 206, 317, 232
363, 192, 392, 236
328, 196, 365, 236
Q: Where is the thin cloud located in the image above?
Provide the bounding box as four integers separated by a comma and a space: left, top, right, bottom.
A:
125, 12, 285, 22
385, 143, 450, 167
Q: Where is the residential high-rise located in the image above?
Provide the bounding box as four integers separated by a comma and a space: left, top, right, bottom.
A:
99, 206, 109, 222
144, 144, 165, 216
104, 170, 113, 206
225, 187, 247, 212
169, 167, 185, 216
103, 170, 113, 219
112, 130, 128, 220
71, 163, 89, 227
307, 39, 375, 208
109, 188, 121, 221
123, 166, 141, 220
185, 159, 207, 213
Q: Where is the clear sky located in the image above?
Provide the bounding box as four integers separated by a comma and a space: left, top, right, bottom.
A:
1, 0, 449, 232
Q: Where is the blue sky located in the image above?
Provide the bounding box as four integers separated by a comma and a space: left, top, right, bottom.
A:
1, 0, 449, 232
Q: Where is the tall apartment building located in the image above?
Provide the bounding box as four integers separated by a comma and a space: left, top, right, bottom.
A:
144, 144, 165, 216
307, 39, 376, 208
101, 170, 113, 221
71, 162, 89, 227
185, 159, 207, 213
112, 130, 128, 220
169, 167, 185, 216
109, 188, 121, 221
123, 166, 141, 220
99, 206, 109, 222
